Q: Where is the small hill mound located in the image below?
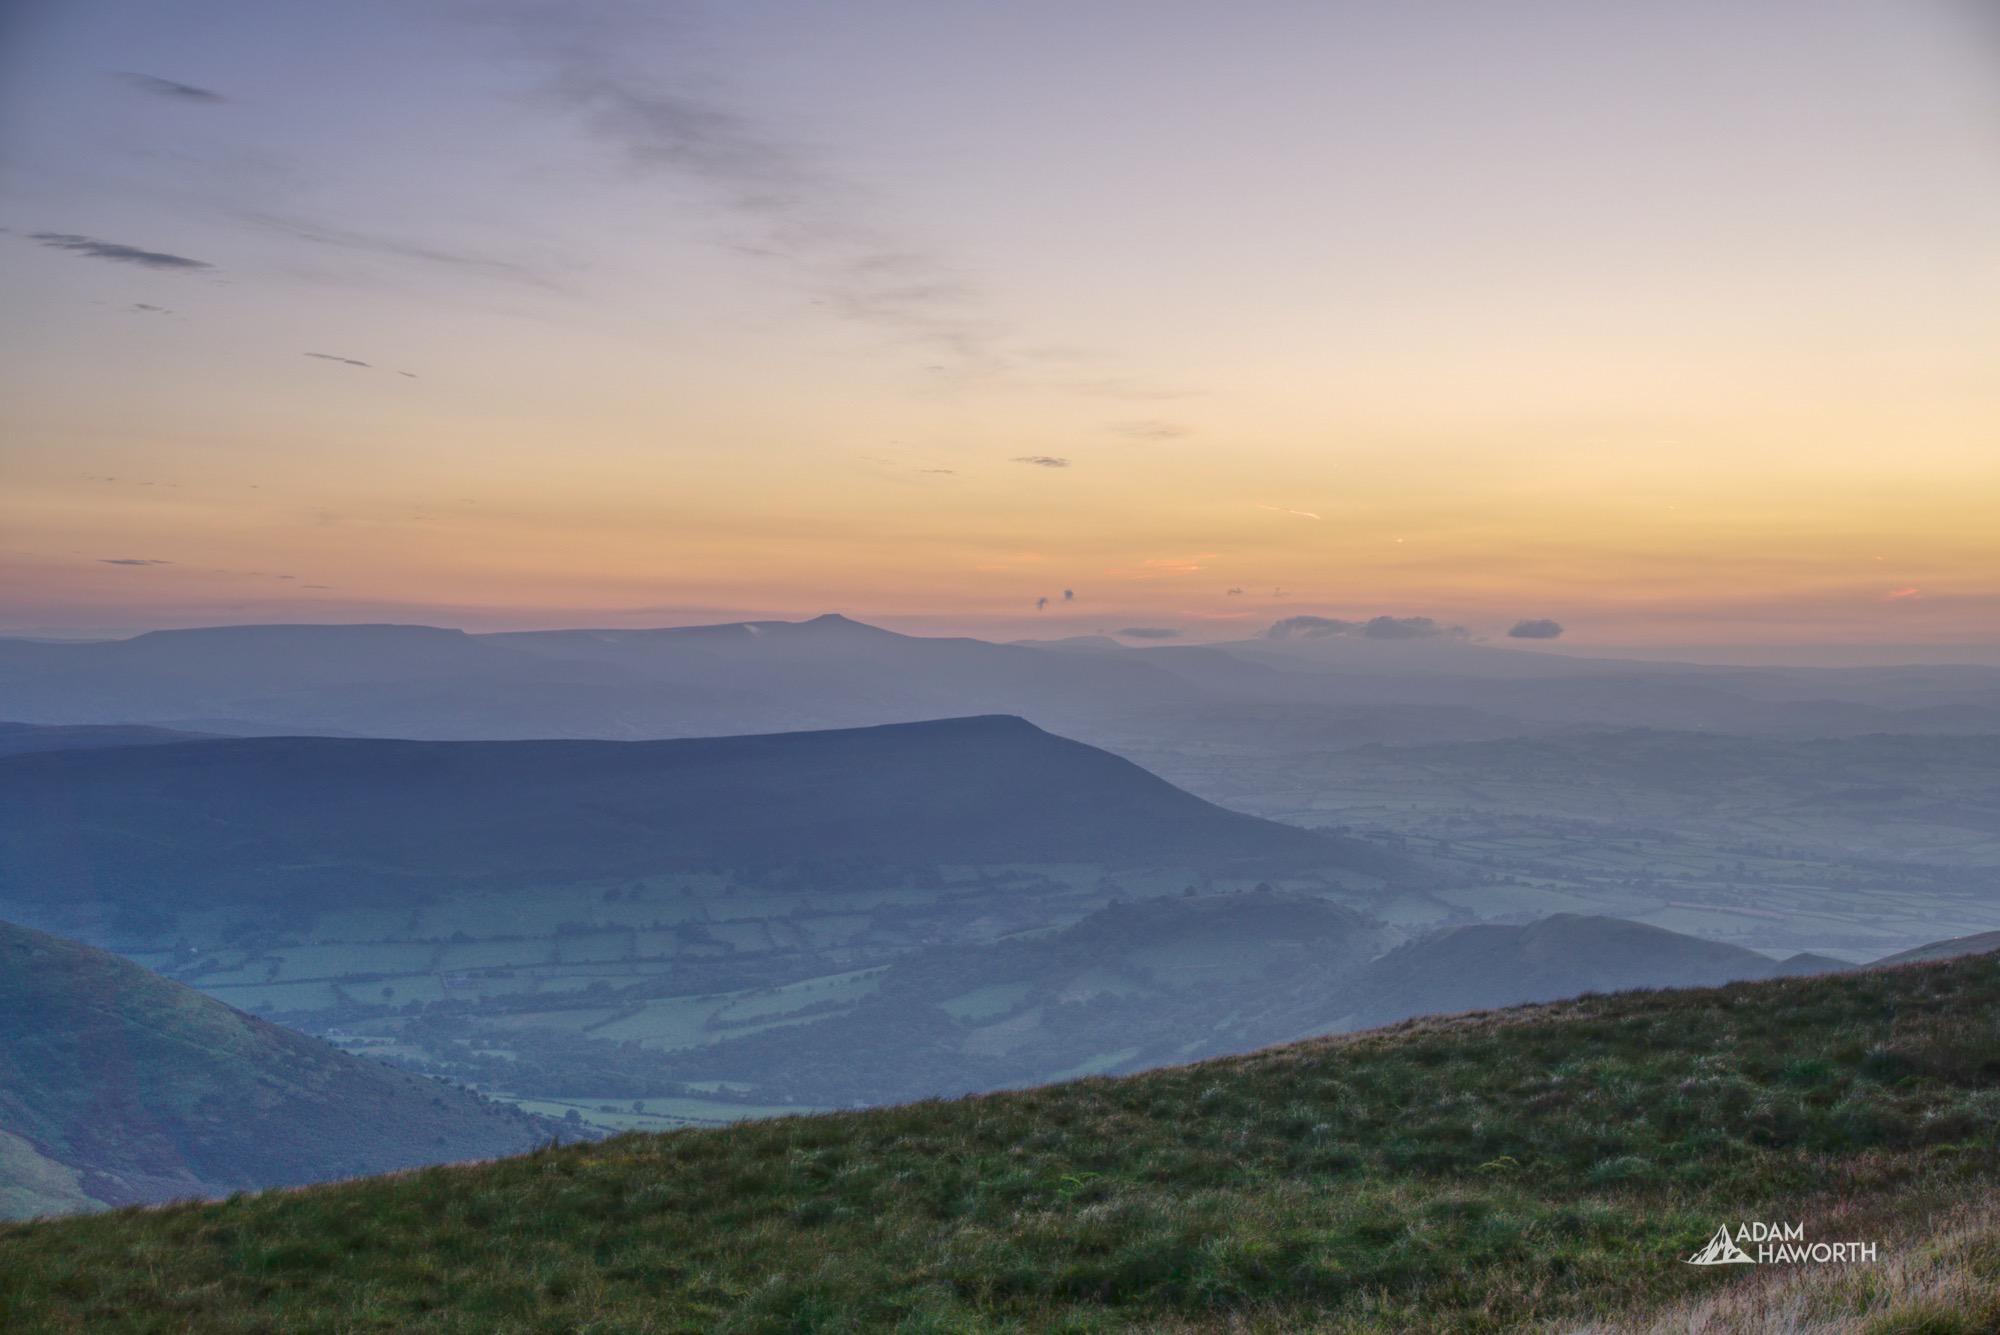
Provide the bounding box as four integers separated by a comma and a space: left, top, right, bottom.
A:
1875, 930, 2000, 967
0, 717, 1393, 914
4, 951, 1995, 1330
1334, 913, 1789, 1028
0, 921, 558, 1219
1767, 950, 1854, 977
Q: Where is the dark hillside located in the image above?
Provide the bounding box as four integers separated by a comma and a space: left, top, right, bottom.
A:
0, 716, 1393, 911
0, 921, 558, 1220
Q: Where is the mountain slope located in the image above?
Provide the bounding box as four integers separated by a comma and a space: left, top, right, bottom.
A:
0, 716, 1393, 914
0, 921, 558, 1220
3, 951, 1994, 1330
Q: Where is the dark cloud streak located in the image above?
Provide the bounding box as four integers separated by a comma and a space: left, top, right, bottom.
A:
115, 72, 225, 102
1266, 614, 1466, 641
31, 233, 212, 270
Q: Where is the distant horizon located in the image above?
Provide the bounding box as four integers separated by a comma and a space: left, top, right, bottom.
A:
5, 608, 1998, 669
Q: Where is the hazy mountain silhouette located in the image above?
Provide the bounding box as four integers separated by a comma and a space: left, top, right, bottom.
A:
0, 920, 558, 1219
3, 615, 1993, 742
0, 721, 213, 756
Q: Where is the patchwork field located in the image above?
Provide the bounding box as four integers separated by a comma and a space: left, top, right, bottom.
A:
5, 863, 1364, 1134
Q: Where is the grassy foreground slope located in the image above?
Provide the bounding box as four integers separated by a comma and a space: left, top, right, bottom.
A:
4, 956, 1998, 1333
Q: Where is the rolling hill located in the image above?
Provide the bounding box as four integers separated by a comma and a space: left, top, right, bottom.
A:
1327, 913, 1827, 1029
418, 891, 1391, 1110
0, 921, 561, 1221
3, 949, 1994, 1330
0, 715, 1394, 916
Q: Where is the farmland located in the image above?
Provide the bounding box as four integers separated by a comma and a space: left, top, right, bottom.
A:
5, 862, 1365, 1134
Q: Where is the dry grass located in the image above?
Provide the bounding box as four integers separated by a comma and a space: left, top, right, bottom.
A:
1565, 1194, 2000, 1334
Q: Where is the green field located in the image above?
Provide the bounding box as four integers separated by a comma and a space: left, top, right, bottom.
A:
1, 863, 1283, 1129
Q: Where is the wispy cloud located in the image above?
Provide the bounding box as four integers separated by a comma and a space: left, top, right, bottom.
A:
1061, 377, 1199, 402
1013, 455, 1069, 468
1109, 419, 1188, 440
98, 558, 172, 566
1139, 554, 1214, 574
305, 352, 372, 368
1257, 503, 1322, 521
115, 71, 225, 102
522, 13, 1004, 370
30, 233, 212, 270
239, 212, 557, 288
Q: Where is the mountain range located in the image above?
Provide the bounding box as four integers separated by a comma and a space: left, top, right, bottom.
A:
4, 614, 1997, 744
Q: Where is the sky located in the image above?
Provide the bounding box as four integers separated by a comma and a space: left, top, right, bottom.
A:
3, 0, 1997, 652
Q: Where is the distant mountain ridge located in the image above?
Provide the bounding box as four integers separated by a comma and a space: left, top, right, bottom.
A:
0, 920, 558, 1220
0, 721, 213, 756
0, 715, 1395, 915
0, 616, 1206, 740
3, 614, 1994, 742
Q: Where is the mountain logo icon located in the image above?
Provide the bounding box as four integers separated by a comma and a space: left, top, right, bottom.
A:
1686, 1225, 1757, 1266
